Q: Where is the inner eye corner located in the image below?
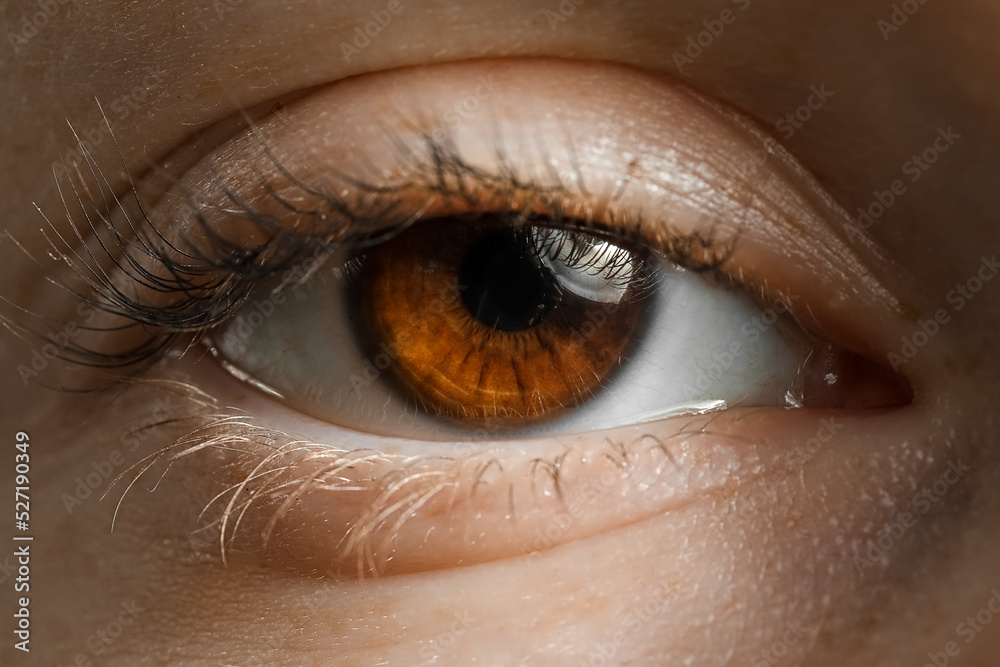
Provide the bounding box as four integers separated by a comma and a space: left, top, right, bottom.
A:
789, 341, 916, 412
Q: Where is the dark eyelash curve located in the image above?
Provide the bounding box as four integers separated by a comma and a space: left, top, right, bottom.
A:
2, 114, 738, 384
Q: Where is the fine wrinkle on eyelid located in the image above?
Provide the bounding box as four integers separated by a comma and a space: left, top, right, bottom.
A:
107, 371, 750, 577
674, 83, 907, 298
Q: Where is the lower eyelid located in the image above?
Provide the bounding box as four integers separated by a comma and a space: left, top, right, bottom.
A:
144, 352, 913, 578
176, 370, 738, 576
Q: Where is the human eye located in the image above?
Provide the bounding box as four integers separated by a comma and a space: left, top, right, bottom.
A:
36, 56, 915, 585
201, 101, 902, 441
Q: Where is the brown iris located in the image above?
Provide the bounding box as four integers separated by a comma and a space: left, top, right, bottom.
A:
353, 215, 649, 427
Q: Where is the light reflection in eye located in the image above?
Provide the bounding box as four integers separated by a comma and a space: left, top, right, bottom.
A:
532, 227, 638, 303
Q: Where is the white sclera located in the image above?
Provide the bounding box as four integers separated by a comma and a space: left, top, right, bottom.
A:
210, 249, 809, 441
530, 260, 806, 435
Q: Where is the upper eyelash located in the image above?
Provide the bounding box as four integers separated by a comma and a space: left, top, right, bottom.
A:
9, 119, 738, 381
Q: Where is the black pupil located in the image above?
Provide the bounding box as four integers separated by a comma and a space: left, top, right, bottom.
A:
459, 231, 560, 331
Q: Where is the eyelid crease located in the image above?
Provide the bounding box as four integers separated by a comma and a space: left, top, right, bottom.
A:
682, 82, 909, 293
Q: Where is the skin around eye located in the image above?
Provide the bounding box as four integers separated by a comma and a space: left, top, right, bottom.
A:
2, 0, 997, 663
1, 0, 997, 661
102, 57, 919, 585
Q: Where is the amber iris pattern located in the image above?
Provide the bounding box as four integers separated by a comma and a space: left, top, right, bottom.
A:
353, 215, 651, 427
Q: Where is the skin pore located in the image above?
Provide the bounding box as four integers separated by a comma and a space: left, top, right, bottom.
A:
1, 0, 999, 665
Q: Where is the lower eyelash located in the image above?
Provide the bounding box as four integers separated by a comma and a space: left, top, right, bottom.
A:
11, 121, 738, 381
103, 371, 735, 578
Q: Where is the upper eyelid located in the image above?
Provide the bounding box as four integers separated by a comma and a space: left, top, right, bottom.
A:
149, 60, 904, 337
22, 57, 915, 391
